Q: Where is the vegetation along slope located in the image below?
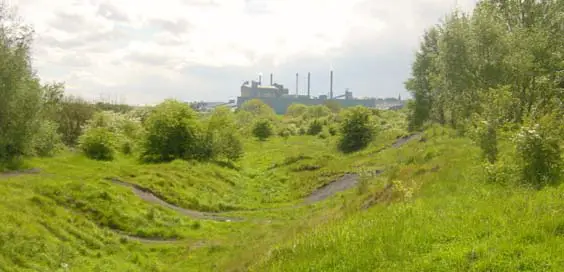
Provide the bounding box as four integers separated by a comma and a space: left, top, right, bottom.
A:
0, 0, 563, 272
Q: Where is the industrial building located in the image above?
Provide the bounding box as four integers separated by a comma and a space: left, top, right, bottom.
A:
236, 71, 385, 114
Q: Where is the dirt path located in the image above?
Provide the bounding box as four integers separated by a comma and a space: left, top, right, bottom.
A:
105, 177, 244, 222
304, 133, 421, 203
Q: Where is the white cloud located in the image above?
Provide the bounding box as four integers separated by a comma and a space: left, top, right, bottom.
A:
9, 0, 477, 104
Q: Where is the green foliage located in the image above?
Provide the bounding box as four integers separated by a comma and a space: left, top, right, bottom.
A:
83, 111, 143, 156
30, 121, 63, 157
285, 104, 308, 118
305, 105, 331, 119
338, 107, 374, 153
240, 99, 275, 117
78, 127, 117, 161
328, 125, 338, 136
56, 95, 96, 146
514, 115, 562, 188
140, 99, 202, 162
323, 100, 342, 113
307, 119, 323, 136
207, 106, 244, 161
472, 119, 498, 163
0, 5, 43, 164
252, 119, 274, 141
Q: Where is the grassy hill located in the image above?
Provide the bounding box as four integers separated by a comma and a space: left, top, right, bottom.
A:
1, 108, 563, 271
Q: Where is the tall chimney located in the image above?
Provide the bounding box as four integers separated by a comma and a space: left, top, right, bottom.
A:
270, 73, 273, 85
295, 73, 299, 96
259, 74, 262, 85
330, 70, 333, 99
307, 72, 311, 98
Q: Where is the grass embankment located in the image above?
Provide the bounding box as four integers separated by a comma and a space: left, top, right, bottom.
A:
0, 111, 410, 271
252, 126, 564, 271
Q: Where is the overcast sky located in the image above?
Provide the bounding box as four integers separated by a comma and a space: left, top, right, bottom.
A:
11, 0, 476, 105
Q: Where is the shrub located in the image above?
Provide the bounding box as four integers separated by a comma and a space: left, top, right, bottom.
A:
514, 115, 562, 188
307, 119, 323, 135
78, 127, 117, 161
221, 132, 244, 161
252, 119, 274, 141
240, 99, 275, 117
318, 131, 329, 139
140, 99, 202, 162
31, 121, 63, 157
207, 106, 244, 161
338, 106, 374, 153
472, 118, 498, 163
306, 105, 331, 119
286, 104, 308, 118
328, 125, 338, 136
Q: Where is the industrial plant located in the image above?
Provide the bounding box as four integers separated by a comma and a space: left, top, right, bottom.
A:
188, 70, 405, 114
236, 71, 402, 114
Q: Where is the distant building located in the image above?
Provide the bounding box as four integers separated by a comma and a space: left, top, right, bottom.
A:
236, 72, 384, 114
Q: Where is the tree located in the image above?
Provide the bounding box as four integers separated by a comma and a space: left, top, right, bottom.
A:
140, 99, 202, 162
56, 95, 96, 146
252, 119, 274, 141
0, 3, 43, 165
338, 107, 374, 153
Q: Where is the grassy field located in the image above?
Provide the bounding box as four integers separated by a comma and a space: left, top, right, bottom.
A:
1, 109, 562, 271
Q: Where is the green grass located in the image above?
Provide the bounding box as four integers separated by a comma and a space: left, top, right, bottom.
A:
1, 109, 562, 271
251, 126, 564, 271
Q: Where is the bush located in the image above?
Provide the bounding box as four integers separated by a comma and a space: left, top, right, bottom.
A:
328, 125, 338, 136
240, 99, 275, 117
318, 131, 330, 139
514, 115, 562, 188
207, 106, 244, 161
221, 133, 244, 161
252, 119, 274, 141
338, 106, 374, 153
78, 127, 117, 161
307, 119, 323, 135
286, 104, 308, 118
31, 121, 63, 157
140, 99, 202, 162
306, 105, 331, 119
472, 118, 498, 164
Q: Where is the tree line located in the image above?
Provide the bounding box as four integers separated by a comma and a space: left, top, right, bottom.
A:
406, 0, 563, 187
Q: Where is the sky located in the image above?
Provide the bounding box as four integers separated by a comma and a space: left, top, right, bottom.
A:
9, 0, 477, 105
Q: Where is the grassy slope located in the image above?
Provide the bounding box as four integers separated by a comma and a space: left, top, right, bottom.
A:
252, 126, 564, 271
0, 110, 409, 271
7, 109, 561, 271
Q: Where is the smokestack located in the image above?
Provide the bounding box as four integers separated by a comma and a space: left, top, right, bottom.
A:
330, 70, 333, 99
307, 72, 311, 98
295, 73, 299, 96
258, 74, 262, 85
270, 73, 273, 85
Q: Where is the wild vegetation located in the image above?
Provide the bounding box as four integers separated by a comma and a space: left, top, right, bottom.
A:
0, 0, 563, 271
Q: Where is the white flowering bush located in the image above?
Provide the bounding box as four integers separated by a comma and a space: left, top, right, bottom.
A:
514, 117, 561, 188
80, 111, 143, 157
